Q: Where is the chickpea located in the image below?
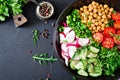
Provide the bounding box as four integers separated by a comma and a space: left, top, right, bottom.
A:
95, 22, 99, 26
98, 21, 102, 25
90, 12, 93, 16
95, 2, 99, 6
110, 8, 114, 12
92, 1, 96, 5
93, 5, 97, 9
89, 27, 92, 30
104, 4, 108, 8
107, 14, 111, 19
102, 15, 107, 19
93, 14, 97, 18
97, 16, 101, 20
98, 13, 102, 16
91, 24, 95, 27
83, 9, 87, 12
105, 9, 108, 14
83, 6, 88, 9
92, 19, 96, 24
101, 27, 105, 31
88, 16, 93, 20
92, 31, 95, 34
104, 20, 108, 24
85, 11, 89, 15
101, 18, 105, 22
97, 26, 101, 30
102, 24, 105, 28
93, 9, 97, 13
80, 7, 84, 11
93, 27, 96, 30
101, 7, 104, 11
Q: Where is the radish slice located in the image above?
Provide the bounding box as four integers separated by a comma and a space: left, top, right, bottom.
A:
64, 57, 69, 66
61, 43, 68, 53
68, 49, 76, 58
62, 21, 68, 27
77, 38, 90, 46
62, 50, 69, 57
64, 27, 72, 35
61, 52, 69, 66
66, 30, 75, 43
67, 45, 77, 58
60, 32, 66, 43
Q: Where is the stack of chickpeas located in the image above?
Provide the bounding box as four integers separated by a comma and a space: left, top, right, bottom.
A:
79, 1, 114, 34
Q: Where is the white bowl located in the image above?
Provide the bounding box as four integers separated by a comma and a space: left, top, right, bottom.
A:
36, 1, 54, 21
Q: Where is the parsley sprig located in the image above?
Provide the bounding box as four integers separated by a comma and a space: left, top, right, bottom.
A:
32, 30, 39, 46
33, 53, 58, 65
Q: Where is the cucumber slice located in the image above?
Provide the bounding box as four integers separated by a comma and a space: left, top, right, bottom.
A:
74, 61, 84, 70
70, 60, 79, 70
79, 48, 88, 60
88, 64, 94, 73
89, 72, 102, 77
78, 69, 88, 76
87, 52, 97, 58
89, 46, 99, 53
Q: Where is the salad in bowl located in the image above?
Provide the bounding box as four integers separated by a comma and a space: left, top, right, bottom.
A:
54, 0, 120, 79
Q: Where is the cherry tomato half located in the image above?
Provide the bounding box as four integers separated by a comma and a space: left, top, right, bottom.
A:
114, 22, 120, 29
112, 12, 120, 21
103, 27, 116, 37
102, 37, 114, 49
93, 32, 103, 43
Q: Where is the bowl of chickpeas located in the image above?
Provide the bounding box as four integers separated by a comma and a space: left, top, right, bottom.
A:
55, 0, 120, 80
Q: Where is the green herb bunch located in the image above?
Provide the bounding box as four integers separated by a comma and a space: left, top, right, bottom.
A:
0, 0, 27, 21
66, 9, 92, 38
33, 53, 58, 65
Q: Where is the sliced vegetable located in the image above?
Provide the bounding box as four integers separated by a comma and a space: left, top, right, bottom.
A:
103, 27, 116, 38
76, 38, 90, 46
78, 69, 88, 76
89, 46, 100, 53
114, 22, 120, 29
102, 37, 114, 49
112, 12, 120, 21
93, 32, 103, 43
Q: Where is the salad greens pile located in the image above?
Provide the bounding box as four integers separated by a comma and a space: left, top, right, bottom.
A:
0, 0, 27, 21
66, 9, 91, 38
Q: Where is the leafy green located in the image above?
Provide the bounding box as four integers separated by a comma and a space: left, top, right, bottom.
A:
33, 53, 58, 65
66, 9, 91, 38
58, 25, 64, 32
32, 30, 39, 46
99, 46, 120, 76
0, 0, 27, 21
106, 20, 114, 27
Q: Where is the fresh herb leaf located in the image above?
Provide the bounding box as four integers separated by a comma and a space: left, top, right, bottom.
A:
72, 76, 77, 80
106, 20, 114, 27
33, 53, 58, 65
112, 10, 116, 14
87, 21, 92, 26
32, 30, 39, 46
58, 25, 64, 32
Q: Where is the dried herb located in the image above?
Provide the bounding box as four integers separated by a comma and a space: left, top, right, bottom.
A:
33, 53, 58, 65
32, 30, 39, 46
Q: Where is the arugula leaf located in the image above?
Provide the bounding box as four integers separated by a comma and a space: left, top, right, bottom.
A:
33, 53, 58, 65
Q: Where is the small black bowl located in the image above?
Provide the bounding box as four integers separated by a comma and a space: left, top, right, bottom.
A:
54, 0, 120, 80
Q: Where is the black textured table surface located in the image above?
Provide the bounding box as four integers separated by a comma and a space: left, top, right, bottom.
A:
0, 0, 74, 80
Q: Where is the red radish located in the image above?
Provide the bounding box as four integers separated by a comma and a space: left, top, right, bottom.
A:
61, 43, 68, 52
64, 56, 69, 66
62, 50, 69, 57
66, 30, 75, 43
62, 21, 68, 27
61, 52, 69, 66
77, 38, 90, 46
64, 27, 72, 35
61, 51, 68, 59
60, 32, 66, 43
68, 48, 76, 58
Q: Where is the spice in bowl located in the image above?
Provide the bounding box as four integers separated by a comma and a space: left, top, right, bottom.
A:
36, 1, 54, 20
